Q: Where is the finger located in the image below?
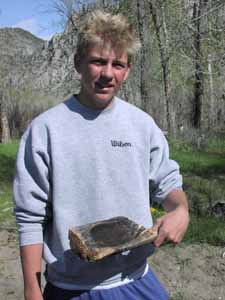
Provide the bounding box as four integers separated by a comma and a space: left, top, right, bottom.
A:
153, 229, 168, 247
152, 217, 163, 232
167, 230, 184, 244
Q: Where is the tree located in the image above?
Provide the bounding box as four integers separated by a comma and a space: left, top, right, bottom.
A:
50, 0, 80, 29
147, 0, 175, 133
185, 0, 225, 128
0, 90, 11, 144
48, 0, 99, 31
146, 0, 225, 131
192, 0, 204, 128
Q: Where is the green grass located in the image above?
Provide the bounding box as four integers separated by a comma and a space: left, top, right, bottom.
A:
0, 140, 18, 182
184, 215, 225, 246
206, 137, 225, 154
170, 290, 185, 300
169, 138, 225, 232
155, 137, 225, 246
183, 175, 225, 217
0, 141, 18, 223
169, 139, 225, 177
171, 151, 225, 176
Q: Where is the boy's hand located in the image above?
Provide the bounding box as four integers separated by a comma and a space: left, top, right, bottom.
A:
153, 206, 189, 247
152, 190, 189, 247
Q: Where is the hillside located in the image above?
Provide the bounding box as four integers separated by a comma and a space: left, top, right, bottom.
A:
0, 27, 79, 99
0, 28, 43, 82
0, 27, 44, 57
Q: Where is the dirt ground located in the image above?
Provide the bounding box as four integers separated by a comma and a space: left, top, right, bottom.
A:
0, 228, 224, 300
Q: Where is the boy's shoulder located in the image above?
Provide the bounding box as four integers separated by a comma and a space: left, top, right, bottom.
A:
116, 97, 156, 130
116, 97, 153, 120
30, 96, 73, 127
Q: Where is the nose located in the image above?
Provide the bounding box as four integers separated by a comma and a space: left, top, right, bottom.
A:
101, 64, 113, 80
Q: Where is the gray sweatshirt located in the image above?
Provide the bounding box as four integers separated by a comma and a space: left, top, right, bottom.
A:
13, 96, 182, 289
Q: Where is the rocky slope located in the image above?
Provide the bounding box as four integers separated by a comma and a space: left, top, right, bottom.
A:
0, 27, 79, 100
0, 28, 43, 84
0, 27, 44, 57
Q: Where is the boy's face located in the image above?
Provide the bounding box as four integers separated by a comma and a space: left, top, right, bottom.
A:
75, 44, 131, 109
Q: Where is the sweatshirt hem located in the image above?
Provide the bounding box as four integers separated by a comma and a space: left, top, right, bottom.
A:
49, 263, 149, 290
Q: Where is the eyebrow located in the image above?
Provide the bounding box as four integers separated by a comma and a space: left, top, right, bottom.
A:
89, 56, 106, 61
89, 56, 128, 65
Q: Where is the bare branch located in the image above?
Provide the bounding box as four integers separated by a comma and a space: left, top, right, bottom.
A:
190, 2, 225, 23
48, 0, 85, 30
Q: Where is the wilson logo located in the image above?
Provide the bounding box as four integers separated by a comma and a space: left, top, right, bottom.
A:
111, 140, 132, 147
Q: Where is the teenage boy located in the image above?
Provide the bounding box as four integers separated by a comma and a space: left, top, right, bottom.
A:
14, 10, 189, 300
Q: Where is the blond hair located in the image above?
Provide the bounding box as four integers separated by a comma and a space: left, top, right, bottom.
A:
76, 10, 141, 62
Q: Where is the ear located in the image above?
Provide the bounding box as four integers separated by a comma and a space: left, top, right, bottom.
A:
74, 53, 81, 73
123, 63, 131, 81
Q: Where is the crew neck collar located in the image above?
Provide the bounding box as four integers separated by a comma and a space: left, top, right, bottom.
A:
72, 94, 117, 114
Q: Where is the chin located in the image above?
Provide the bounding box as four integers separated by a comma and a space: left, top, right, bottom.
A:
94, 94, 114, 107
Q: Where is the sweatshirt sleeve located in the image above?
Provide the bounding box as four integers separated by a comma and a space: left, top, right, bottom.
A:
13, 122, 52, 246
149, 120, 183, 204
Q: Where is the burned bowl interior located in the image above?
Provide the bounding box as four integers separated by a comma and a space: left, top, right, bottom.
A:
90, 217, 140, 247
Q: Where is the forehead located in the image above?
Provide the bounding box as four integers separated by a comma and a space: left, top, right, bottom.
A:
84, 44, 129, 63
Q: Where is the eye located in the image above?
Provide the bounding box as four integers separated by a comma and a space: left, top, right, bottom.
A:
113, 62, 127, 70
90, 59, 105, 66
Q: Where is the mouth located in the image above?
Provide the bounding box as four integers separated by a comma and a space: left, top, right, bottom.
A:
95, 82, 114, 91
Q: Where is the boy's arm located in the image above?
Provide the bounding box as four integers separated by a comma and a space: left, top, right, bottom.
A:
20, 244, 43, 300
153, 189, 189, 247
147, 121, 189, 247
13, 124, 52, 300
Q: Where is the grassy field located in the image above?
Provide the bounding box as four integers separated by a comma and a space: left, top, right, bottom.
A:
170, 138, 225, 245
0, 141, 18, 223
170, 138, 225, 203
0, 138, 224, 245
170, 138, 225, 176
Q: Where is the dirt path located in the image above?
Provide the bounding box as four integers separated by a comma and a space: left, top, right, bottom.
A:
149, 243, 225, 300
0, 229, 224, 300
0, 229, 24, 300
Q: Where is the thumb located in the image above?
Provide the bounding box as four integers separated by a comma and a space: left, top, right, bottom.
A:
152, 217, 165, 248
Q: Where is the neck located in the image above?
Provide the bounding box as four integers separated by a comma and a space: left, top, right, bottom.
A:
76, 92, 114, 110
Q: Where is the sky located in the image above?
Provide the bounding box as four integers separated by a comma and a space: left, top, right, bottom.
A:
0, 0, 63, 40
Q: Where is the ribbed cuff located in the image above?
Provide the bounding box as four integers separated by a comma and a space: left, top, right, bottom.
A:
19, 230, 43, 246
